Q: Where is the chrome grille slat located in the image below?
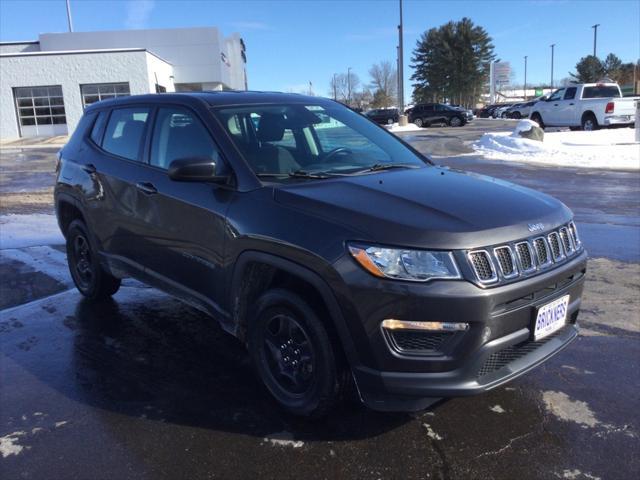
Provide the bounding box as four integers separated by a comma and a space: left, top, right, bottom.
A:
468, 250, 498, 283
515, 241, 535, 273
559, 227, 574, 255
533, 237, 552, 268
547, 232, 565, 261
493, 246, 518, 279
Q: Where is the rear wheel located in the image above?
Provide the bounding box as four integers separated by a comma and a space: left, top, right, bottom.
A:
414, 117, 423, 128
582, 113, 599, 131
249, 288, 348, 417
512, 112, 522, 119
386, 118, 394, 125
66, 219, 120, 300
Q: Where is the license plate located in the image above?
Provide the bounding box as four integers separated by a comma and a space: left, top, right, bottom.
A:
534, 295, 569, 340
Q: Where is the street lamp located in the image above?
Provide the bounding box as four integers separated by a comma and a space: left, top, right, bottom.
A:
550, 44, 556, 88
592, 24, 600, 57
397, 0, 407, 125
524, 55, 528, 100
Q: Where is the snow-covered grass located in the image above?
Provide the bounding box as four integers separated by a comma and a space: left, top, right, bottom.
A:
385, 122, 423, 133
473, 126, 640, 170
0, 214, 64, 249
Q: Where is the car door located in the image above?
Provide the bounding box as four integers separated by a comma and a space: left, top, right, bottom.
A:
543, 88, 566, 125
87, 105, 154, 274
134, 105, 233, 312
556, 87, 577, 125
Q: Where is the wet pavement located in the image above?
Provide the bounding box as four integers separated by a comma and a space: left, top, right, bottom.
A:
1, 121, 639, 479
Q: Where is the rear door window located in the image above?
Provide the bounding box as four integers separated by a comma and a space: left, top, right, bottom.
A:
102, 107, 150, 161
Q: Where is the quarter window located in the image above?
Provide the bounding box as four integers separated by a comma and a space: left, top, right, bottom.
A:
150, 107, 220, 169
102, 107, 150, 161
564, 87, 577, 100
81, 83, 130, 108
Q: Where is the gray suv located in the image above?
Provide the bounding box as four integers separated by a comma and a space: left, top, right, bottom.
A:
55, 92, 587, 417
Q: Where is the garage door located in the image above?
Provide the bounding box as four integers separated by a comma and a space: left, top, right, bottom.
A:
14, 85, 68, 138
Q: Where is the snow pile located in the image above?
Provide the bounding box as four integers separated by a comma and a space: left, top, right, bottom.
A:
0, 214, 64, 249
386, 122, 423, 133
473, 127, 640, 170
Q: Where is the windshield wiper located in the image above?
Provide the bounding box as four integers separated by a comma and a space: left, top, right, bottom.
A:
288, 169, 332, 179
357, 163, 422, 173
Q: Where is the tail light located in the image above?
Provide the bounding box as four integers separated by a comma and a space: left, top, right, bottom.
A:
605, 102, 615, 114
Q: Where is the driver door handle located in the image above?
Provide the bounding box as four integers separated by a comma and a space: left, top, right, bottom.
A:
569, 103, 575, 105
136, 182, 158, 195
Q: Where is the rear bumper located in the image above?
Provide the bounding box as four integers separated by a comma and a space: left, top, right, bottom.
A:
603, 115, 634, 126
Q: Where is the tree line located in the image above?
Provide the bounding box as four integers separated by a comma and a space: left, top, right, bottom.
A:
329, 61, 398, 110
571, 54, 639, 85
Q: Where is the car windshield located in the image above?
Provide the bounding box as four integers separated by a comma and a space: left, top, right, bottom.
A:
212, 103, 427, 179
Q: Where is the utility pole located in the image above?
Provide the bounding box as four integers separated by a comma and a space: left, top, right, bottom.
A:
333, 73, 337, 101
66, 0, 74, 32
397, 0, 407, 125
347, 67, 352, 106
524, 55, 528, 100
550, 44, 555, 88
592, 24, 600, 57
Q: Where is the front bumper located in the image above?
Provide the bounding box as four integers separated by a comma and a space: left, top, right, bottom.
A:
333, 250, 587, 411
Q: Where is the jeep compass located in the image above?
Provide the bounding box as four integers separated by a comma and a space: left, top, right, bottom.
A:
55, 92, 587, 416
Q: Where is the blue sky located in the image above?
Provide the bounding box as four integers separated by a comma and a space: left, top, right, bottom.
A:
1, 0, 639, 96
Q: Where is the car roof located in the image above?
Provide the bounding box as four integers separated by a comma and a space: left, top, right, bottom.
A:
84, 90, 334, 112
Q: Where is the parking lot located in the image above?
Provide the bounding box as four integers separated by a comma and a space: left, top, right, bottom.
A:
1, 119, 639, 480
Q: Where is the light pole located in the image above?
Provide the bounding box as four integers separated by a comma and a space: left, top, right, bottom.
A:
550, 44, 555, 88
524, 55, 528, 100
347, 67, 352, 105
397, 0, 407, 125
592, 24, 600, 57
66, 0, 74, 32
333, 73, 337, 101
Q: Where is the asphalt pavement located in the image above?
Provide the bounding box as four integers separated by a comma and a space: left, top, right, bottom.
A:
1, 120, 639, 480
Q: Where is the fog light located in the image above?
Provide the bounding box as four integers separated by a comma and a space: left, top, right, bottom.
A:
381, 319, 469, 332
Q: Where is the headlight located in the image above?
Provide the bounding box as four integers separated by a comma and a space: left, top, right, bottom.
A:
348, 244, 461, 282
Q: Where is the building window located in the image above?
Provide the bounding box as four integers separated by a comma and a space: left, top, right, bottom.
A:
80, 83, 130, 108
14, 85, 66, 127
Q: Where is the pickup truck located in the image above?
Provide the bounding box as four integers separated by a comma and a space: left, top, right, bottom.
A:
530, 83, 637, 130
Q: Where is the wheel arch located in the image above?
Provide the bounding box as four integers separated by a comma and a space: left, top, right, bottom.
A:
229, 251, 359, 368
55, 193, 86, 238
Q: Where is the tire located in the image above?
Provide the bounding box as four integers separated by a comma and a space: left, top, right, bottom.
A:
414, 117, 423, 128
569, 126, 581, 131
248, 288, 348, 417
512, 112, 522, 119
582, 113, 599, 131
530, 113, 545, 129
66, 219, 121, 300
449, 116, 462, 127
386, 118, 393, 125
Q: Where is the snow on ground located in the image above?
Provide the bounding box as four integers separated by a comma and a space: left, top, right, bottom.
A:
385, 122, 423, 133
473, 126, 640, 170
0, 214, 64, 249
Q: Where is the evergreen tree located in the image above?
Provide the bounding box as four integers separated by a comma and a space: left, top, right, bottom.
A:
570, 55, 604, 82
410, 18, 495, 106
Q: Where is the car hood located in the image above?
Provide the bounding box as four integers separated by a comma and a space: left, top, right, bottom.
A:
273, 166, 572, 250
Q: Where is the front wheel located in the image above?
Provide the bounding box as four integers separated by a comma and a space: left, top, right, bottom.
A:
66, 219, 120, 300
449, 116, 463, 127
530, 113, 545, 129
249, 289, 348, 417
414, 117, 423, 128
387, 118, 394, 125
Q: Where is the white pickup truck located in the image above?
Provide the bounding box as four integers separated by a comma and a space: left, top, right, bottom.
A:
530, 82, 637, 131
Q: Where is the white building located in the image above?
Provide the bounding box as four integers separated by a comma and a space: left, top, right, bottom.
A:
0, 27, 248, 139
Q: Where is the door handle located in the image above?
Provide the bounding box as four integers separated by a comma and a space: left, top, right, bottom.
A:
569, 103, 575, 105
81, 163, 96, 174
554, 103, 559, 106
136, 182, 158, 195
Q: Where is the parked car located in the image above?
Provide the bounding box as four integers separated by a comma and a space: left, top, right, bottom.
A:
506, 101, 539, 119
530, 82, 637, 130
365, 108, 399, 125
407, 103, 468, 127
449, 105, 475, 122
55, 92, 587, 417
478, 104, 499, 118
493, 103, 515, 119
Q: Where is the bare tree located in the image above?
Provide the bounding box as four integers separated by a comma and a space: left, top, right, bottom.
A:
329, 71, 361, 105
369, 61, 397, 108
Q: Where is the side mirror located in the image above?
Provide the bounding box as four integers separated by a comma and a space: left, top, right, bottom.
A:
168, 157, 228, 183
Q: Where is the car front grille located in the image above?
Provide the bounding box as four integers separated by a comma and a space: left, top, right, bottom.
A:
477, 327, 567, 379
467, 223, 583, 285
